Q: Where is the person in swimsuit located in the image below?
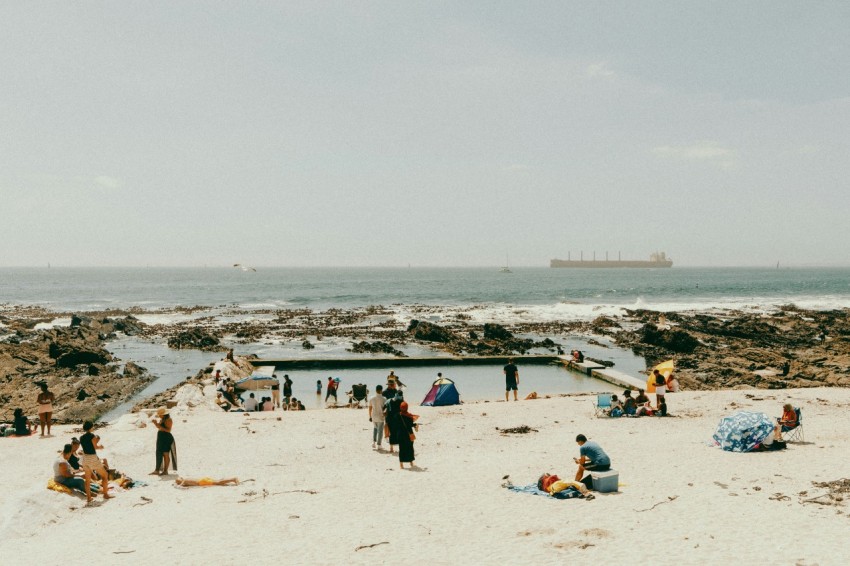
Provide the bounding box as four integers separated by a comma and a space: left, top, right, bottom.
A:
37, 383, 55, 437
80, 421, 111, 503
175, 476, 239, 486
6, 408, 36, 436
151, 408, 176, 475
503, 358, 519, 402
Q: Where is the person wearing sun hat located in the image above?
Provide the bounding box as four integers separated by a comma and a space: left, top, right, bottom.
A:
151, 407, 177, 475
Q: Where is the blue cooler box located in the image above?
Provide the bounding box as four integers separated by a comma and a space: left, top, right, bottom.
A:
591, 469, 619, 493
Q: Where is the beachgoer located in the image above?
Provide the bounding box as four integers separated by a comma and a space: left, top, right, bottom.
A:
538, 473, 592, 498
54, 444, 88, 493
271, 379, 281, 408
175, 476, 239, 487
524, 391, 538, 400
325, 377, 338, 404
262, 397, 274, 411
382, 379, 398, 399
777, 403, 797, 439
151, 408, 177, 475
781, 360, 791, 377
385, 392, 404, 454
636, 401, 654, 417
504, 357, 519, 401
653, 370, 667, 409
605, 395, 624, 417
68, 437, 82, 470
297, 400, 305, 410
37, 383, 55, 436
572, 350, 584, 363
666, 373, 680, 393
243, 392, 258, 412
369, 385, 386, 450
397, 401, 419, 469
622, 390, 637, 416
7, 408, 36, 436
283, 375, 293, 407
316, 379, 322, 396
226, 349, 236, 363
80, 421, 111, 503
387, 371, 406, 388
635, 388, 649, 405
573, 434, 611, 488
215, 392, 232, 412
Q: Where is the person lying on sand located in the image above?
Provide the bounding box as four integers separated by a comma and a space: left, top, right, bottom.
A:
175, 476, 239, 487
538, 473, 593, 499
524, 392, 538, 400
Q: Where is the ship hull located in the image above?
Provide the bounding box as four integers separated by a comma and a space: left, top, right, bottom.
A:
550, 259, 673, 268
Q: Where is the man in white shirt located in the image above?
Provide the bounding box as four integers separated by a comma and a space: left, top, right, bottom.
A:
368, 385, 386, 450
243, 392, 258, 412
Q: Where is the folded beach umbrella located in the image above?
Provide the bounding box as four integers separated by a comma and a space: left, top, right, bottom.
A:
712, 411, 775, 452
646, 359, 675, 393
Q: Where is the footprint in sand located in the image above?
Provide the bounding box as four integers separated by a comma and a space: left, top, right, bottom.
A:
579, 528, 612, 538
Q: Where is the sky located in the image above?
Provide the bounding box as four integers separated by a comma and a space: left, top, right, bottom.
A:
1, 1, 848, 268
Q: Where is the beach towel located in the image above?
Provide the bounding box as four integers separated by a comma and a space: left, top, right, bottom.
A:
506, 484, 583, 500
46, 479, 75, 495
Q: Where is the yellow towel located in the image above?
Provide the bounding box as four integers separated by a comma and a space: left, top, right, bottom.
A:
47, 478, 75, 495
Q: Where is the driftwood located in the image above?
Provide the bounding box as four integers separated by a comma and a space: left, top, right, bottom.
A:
355, 541, 389, 551
635, 495, 678, 512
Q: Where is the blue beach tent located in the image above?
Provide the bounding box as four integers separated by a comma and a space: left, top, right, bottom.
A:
421, 376, 460, 406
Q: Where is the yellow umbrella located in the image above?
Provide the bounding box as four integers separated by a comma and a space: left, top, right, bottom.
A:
646, 359, 675, 393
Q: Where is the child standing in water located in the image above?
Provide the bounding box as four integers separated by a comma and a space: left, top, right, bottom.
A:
316, 379, 322, 396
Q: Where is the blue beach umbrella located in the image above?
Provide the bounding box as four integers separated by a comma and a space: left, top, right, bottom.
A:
712, 411, 775, 452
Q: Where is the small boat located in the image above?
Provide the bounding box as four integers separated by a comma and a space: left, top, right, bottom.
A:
500, 255, 512, 273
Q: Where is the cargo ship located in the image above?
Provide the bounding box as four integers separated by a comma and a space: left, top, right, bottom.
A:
550, 251, 673, 268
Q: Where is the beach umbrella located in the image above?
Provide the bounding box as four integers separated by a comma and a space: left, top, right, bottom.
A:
234, 374, 278, 391
712, 411, 775, 452
646, 359, 675, 393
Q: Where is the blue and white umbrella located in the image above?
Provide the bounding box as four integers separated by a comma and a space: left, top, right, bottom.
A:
713, 411, 775, 452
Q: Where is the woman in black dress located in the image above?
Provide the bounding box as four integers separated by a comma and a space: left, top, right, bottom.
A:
396, 401, 419, 469
151, 408, 177, 475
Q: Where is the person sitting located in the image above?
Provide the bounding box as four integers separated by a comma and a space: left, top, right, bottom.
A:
605, 395, 624, 417
777, 403, 798, 435
571, 350, 584, 363
243, 393, 258, 412
54, 443, 91, 494
573, 434, 611, 489
289, 398, 299, 411
622, 390, 637, 416
261, 397, 274, 411
297, 401, 306, 410
666, 373, 680, 392
5, 408, 37, 436
175, 476, 239, 487
215, 392, 232, 412
635, 388, 649, 405
636, 401, 654, 417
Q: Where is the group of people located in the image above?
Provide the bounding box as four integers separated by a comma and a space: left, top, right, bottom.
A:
51, 422, 112, 503
2, 383, 55, 437
367, 373, 419, 469
605, 388, 667, 417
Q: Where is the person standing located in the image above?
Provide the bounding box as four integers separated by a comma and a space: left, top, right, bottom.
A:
151, 408, 177, 475
325, 377, 338, 404
80, 421, 111, 503
368, 385, 386, 450
316, 379, 322, 396
503, 358, 519, 401
283, 375, 293, 407
573, 434, 611, 487
271, 378, 281, 408
396, 401, 419, 469
37, 383, 55, 436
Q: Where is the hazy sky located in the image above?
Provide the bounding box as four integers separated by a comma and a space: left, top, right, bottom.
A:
2, 2, 848, 267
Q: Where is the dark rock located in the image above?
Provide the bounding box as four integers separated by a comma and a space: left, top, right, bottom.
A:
469, 330, 478, 340
483, 323, 513, 340
408, 320, 454, 343
77, 389, 90, 401
112, 316, 144, 336
88, 364, 100, 376
302, 340, 315, 350
349, 341, 407, 357
54, 347, 111, 368
640, 324, 700, 354
123, 361, 147, 377
167, 328, 222, 351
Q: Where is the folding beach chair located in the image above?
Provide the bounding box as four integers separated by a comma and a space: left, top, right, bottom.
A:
592, 394, 613, 417
782, 408, 804, 442
349, 384, 369, 408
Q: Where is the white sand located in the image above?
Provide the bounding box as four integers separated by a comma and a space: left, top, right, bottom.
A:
1, 387, 848, 565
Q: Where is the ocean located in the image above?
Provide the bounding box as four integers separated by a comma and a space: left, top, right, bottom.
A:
5, 266, 848, 419
3, 266, 850, 315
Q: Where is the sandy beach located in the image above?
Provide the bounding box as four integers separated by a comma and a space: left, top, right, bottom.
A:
2, 385, 848, 565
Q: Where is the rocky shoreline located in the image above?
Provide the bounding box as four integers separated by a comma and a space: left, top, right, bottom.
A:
3, 303, 849, 422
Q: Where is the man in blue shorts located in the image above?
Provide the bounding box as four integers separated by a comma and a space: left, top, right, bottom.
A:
503, 358, 519, 401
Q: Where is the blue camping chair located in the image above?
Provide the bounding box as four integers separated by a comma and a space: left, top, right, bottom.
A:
593, 394, 613, 417
782, 408, 804, 442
